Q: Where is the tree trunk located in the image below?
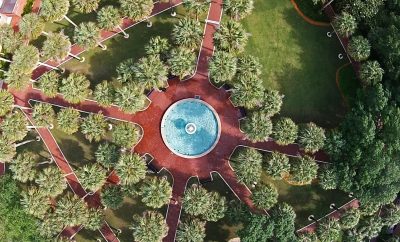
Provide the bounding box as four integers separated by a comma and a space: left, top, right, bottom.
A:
117, 26, 129, 39
68, 52, 85, 62
98, 42, 107, 50
37, 61, 64, 72
27, 124, 54, 129
63, 15, 78, 28
0, 57, 12, 63
15, 137, 40, 148
37, 158, 54, 165
321, 0, 335, 10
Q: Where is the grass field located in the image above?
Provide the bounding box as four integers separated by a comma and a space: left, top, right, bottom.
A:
338, 64, 361, 107
59, 6, 187, 88
262, 174, 350, 227
243, 0, 348, 127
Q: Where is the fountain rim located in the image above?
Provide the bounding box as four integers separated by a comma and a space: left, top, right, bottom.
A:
160, 98, 222, 159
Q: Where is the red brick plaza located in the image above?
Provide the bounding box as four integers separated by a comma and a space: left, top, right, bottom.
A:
4, 0, 335, 241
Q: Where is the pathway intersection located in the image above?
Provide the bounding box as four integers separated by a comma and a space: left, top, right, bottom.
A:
2, 0, 339, 241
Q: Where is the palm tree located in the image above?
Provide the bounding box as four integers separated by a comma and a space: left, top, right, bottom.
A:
298, 122, 326, 153
145, 36, 170, 59
95, 142, 120, 168
0, 24, 23, 54
140, 176, 172, 208
230, 148, 263, 186
272, 117, 298, 145
214, 20, 248, 54
93, 80, 115, 107
236, 55, 262, 80
114, 84, 147, 114
36, 71, 61, 98
0, 111, 28, 142
131, 211, 168, 242
202, 191, 226, 221
288, 156, 318, 185
260, 89, 283, 117
116, 58, 135, 83
316, 218, 341, 242
20, 186, 50, 219
347, 35, 371, 61
73, 22, 106, 50
209, 51, 237, 84
59, 73, 92, 104
80, 112, 108, 142
119, 0, 154, 21
133, 55, 168, 90
55, 193, 88, 226
176, 218, 206, 242
84, 208, 105, 231
42, 32, 78, 62
101, 185, 124, 209
4, 67, 34, 90
36, 167, 68, 197
57, 107, 81, 134
251, 183, 278, 210
355, 216, 383, 240
359, 60, 384, 86
241, 111, 273, 142
0, 137, 16, 162
115, 153, 147, 185
112, 122, 141, 148
72, 0, 100, 13
97, 5, 129, 38
168, 47, 196, 80
19, 13, 45, 40
9, 151, 38, 183
318, 165, 338, 190
38, 213, 65, 238
182, 184, 210, 217
183, 0, 210, 21
264, 152, 290, 180
224, 0, 254, 21
10, 45, 39, 73
0, 89, 14, 117
230, 77, 264, 109
340, 208, 360, 230
172, 18, 203, 50
39, 0, 77, 27
333, 12, 357, 37
32, 102, 56, 128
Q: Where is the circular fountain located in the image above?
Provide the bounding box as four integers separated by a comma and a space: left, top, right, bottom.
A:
160, 98, 221, 158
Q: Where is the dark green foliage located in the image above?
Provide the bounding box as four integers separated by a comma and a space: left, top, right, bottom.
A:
0, 175, 45, 241
237, 213, 274, 242
101, 185, 124, 209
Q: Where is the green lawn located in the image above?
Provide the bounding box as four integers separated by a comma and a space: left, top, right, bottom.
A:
243, 0, 347, 127
51, 128, 97, 168
295, 0, 329, 22
104, 172, 171, 242
261, 174, 350, 228
60, 6, 187, 87
338, 64, 361, 107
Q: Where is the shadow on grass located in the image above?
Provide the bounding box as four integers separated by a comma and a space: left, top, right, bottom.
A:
243, 0, 346, 127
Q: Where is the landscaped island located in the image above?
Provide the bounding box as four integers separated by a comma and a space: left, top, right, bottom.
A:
0, 0, 399, 241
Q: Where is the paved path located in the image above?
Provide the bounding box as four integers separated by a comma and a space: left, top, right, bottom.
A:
3, 0, 345, 241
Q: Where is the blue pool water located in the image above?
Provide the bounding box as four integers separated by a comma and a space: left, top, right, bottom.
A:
161, 99, 221, 158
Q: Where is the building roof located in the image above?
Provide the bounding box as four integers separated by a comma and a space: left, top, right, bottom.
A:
0, 0, 18, 14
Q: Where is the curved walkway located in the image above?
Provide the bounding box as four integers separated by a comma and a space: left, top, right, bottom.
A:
3, 0, 340, 241
290, 0, 330, 27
